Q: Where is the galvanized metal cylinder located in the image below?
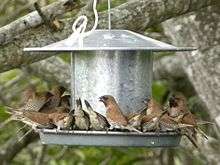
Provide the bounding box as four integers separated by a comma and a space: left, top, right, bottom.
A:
72, 50, 153, 115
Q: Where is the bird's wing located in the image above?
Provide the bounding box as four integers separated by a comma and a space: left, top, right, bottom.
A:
96, 112, 110, 127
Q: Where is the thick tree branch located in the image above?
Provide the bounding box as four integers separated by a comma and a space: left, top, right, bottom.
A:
0, 0, 219, 73
0, 0, 82, 45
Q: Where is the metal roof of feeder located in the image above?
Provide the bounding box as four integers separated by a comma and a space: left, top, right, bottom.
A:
24, 30, 196, 52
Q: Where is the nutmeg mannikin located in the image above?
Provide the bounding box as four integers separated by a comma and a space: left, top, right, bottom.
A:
48, 112, 73, 130
74, 98, 90, 130
168, 92, 207, 148
99, 95, 141, 133
141, 98, 165, 132
20, 85, 36, 104
8, 109, 73, 130
39, 86, 66, 113
8, 110, 55, 129
11, 91, 53, 112
84, 100, 109, 131
60, 95, 71, 110
168, 92, 190, 118
127, 108, 146, 129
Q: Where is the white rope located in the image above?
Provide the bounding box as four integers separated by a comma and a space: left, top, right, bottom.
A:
108, 0, 111, 30
67, 0, 98, 46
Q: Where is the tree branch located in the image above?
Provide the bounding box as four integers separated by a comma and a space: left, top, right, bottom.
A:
0, 0, 219, 73
0, 0, 82, 45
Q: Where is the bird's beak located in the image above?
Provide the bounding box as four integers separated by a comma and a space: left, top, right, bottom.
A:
143, 97, 150, 104
99, 97, 104, 102
169, 95, 175, 103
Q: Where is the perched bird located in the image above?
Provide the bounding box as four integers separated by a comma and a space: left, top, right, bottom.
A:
145, 98, 164, 116
168, 92, 208, 148
7, 110, 55, 129
60, 95, 71, 110
48, 112, 73, 130
141, 114, 160, 132
84, 100, 110, 131
169, 92, 212, 126
20, 85, 36, 105
99, 95, 141, 133
50, 86, 66, 106
168, 92, 189, 118
141, 98, 165, 132
168, 93, 200, 128
1, 87, 52, 129
39, 86, 66, 113
8, 91, 53, 112
74, 98, 90, 130
7, 109, 73, 130
127, 108, 146, 129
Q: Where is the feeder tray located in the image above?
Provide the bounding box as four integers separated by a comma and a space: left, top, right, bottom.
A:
39, 129, 181, 147
24, 29, 195, 147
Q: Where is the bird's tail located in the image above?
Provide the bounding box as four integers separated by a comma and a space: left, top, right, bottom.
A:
196, 127, 209, 140
182, 128, 199, 149
4, 106, 25, 121
76, 98, 82, 108
196, 120, 214, 125
84, 100, 93, 112
0, 117, 13, 129
0, 106, 25, 128
5, 106, 23, 114
178, 123, 194, 128
184, 133, 199, 149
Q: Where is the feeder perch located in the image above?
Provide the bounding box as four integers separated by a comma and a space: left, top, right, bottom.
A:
24, 0, 196, 147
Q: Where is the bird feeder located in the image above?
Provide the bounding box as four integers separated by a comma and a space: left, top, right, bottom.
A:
24, 0, 195, 147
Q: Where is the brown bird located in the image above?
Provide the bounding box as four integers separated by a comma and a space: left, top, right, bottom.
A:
60, 95, 71, 110
168, 92, 190, 118
168, 92, 207, 148
84, 100, 110, 131
8, 91, 53, 112
48, 112, 73, 130
39, 86, 66, 113
20, 85, 36, 105
127, 108, 146, 129
99, 95, 141, 133
74, 98, 90, 130
1, 87, 52, 129
141, 114, 160, 132
141, 98, 166, 132
7, 110, 55, 129
7, 109, 73, 130
145, 98, 164, 116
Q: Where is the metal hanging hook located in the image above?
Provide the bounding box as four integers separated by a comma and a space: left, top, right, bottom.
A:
108, 0, 111, 30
